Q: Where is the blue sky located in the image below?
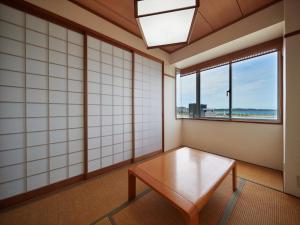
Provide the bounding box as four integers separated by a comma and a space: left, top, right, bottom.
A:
177, 52, 278, 110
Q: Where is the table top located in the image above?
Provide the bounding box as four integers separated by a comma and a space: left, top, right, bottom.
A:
129, 147, 235, 214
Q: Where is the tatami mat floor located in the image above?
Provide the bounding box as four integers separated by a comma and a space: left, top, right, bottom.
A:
0, 154, 298, 225
236, 160, 283, 191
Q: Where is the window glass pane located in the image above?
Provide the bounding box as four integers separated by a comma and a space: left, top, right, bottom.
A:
176, 73, 196, 118
200, 65, 229, 118
232, 52, 278, 120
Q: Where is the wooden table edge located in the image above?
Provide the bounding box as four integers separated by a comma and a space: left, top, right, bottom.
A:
128, 167, 197, 215
128, 156, 237, 225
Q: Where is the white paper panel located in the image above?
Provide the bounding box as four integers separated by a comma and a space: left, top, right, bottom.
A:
0, 148, 24, 167
49, 37, 67, 53
0, 4, 84, 200
0, 4, 24, 26
0, 37, 25, 57
49, 50, 67, 66
27, 159, 48, 176
134, 54, 162, 158
0, 179, 25, 199
69, 163, 83, 177
0, 53, 25, 72
26, 14, 47, 34
26, 30, 47, 48
69, 140, 83, 153
87, 36, 133, 171
27, 145, 48, 161
0, 164, 25, 183
49, 22, 66, 40
26, 74, 48, 89
27, 172, 48, 191
68, 30, 83, 46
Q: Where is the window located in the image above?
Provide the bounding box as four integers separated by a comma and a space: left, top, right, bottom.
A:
176, 73, 196, 118
176, 50, 281, 123
232, 52, 278, 120
200, 65, 229, 118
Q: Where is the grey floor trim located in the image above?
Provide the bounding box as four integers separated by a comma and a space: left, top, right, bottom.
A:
217, 178, 246, 225
89, 188, 152, 225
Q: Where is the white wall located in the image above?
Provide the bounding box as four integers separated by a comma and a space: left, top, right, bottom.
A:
164, 76, 181, 151
182, 120, 283, 170
283, 0, 300, 197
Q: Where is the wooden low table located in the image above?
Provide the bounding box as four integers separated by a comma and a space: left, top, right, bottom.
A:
128, 147, 236, 225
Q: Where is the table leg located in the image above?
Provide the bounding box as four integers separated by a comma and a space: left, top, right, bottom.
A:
128, 171, 136, 201
232, 163, 237, 192
185, 213, 199, 225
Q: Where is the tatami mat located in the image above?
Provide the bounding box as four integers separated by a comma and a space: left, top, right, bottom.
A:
112, 175, 240, 225
0, 165, 148, 225
236, 161, 283, 191
227, 181, 300, 225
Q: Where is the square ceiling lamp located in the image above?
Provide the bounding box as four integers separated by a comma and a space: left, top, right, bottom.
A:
134, 0, 200, 48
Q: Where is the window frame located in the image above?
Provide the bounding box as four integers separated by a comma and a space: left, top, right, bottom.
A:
175, 72, 197, 119
176, 39, 283, 124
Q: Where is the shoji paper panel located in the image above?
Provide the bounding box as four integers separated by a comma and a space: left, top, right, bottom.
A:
134, 54, 162, 158
87, 35, 133, 172
0, 4, 84, 200
0, 4, 26, 199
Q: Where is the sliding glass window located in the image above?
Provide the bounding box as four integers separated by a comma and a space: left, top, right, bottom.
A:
232, 52, 278, 120
200, 65, 229, 118
176, 73, 196, 118
176, 51, 280, 123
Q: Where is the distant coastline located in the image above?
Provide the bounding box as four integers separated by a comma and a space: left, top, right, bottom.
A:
177, 107, 277, 119
216, 108, 277, 115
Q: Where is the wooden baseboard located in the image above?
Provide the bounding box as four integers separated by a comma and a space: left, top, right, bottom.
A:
0, 153, 170, 210
164, 145, 184, 152
0, 159, 133, 210
0, 174, 84, 210
0, 147, 180, 210
133, 149, 163, 163
86, 160, 131, 179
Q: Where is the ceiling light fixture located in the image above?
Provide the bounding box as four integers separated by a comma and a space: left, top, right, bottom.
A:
134, 0, 200, 48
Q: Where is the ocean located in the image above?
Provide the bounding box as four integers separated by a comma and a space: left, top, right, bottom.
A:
213, 109, 277, 118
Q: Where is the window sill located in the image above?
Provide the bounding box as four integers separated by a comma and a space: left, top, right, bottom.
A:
176, 117, 282, 125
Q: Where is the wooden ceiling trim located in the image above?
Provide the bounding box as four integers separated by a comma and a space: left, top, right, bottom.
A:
235, 0, 244, 16
190, 13, 213, 42
198, 11, 214, 30
237, 0, 276, 16
161, 44, 185, 53
95, 0, 137, 26
199, 0, 242, 30
69, 0, 140, 37
168, 0, 282, 53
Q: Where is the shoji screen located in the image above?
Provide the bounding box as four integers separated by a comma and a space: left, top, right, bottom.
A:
87, 35, 133, 173
134, 54, 163, 158
0, 4, 84, 200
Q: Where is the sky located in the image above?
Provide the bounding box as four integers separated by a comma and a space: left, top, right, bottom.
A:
177, 52, 278, 110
